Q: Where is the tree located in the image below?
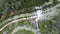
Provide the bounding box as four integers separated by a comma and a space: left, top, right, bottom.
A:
0, 0, 60, 34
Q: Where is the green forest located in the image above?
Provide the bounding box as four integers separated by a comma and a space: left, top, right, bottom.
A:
0, 0, 60, 34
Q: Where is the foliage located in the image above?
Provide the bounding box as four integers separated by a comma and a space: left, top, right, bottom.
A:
0, 0, 60, 34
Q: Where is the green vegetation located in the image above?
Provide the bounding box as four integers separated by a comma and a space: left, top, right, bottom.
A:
15, 29, 34, 34
0, 0, 60, 34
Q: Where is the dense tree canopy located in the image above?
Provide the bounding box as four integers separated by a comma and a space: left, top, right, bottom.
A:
0, 0, 60, 34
